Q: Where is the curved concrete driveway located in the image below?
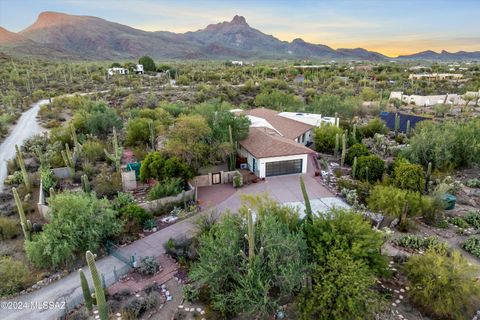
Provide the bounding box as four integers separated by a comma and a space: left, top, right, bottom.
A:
0, 99, 49, 190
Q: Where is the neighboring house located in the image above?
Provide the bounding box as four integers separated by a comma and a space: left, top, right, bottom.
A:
231, 60, 243, 66
389, 91, 478, 106
238, 127, 313, 178
135, 64, 144, 74
408, 73, 463, 81
380, 112, 430, 133
278, 112, 337, 127
107, 67, 128, 76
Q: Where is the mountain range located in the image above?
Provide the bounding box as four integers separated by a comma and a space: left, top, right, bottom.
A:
1, 11, 479, 61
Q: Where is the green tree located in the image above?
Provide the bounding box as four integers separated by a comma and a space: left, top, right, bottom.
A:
164, 114, 212, 169
405, 250, 480, 319
297, 250, 381, 320
25, 192, 122, 268
393, 160, 425, 192
189, 203, 307, 317
313, 124, 343, 154
356, 155, 385, 182
138, 55, 156, 72
346, 143, 370, 166
125, 118, 151, 146
367, 185, 434, 230
359, 118, 388, 139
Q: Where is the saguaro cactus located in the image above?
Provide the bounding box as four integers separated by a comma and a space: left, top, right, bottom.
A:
352, 124, 357, 141
148, 119, 155, 150
86, 251, 107, 320
70, 125, 82, 154
15, 145, 30, 193
352, 156, 358, 179
425, 162, 432, 192
78, 269, 93, 313
340, 133, 346, 167
104, 127, 123, 172
81, 174, 90, 193
394, 113, 400, 137
334, 133, 340, 157
12, 187, 31, 241
406, 120, 411, 137
61, 144, 75, 177
300, 175, 312, 223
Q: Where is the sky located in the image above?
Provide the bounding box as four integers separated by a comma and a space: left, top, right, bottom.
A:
0, 0, 479, 57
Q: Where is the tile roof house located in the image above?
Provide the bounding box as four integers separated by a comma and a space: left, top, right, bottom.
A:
237, 108, 317, 178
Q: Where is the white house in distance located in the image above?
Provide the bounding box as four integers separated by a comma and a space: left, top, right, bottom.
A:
108, 67, 128, 76
234, 107, 337, 178
107, 64, 144, 76
389, 91, 479, 106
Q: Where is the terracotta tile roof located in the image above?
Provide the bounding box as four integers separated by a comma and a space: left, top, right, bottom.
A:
247, 107, 313, 140
239, 127, 314, 159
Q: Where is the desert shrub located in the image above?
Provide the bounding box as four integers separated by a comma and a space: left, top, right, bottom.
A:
138, 256, 160, 276
120, 204, 152, 225
40, 166, 57, 192
0, 217, 19, 240
25, 192, 122, 268
393, 234, 448, 254
147, 178, 183, 200
359, 118, 388, 139
336, 178, 371, 204
463, 236, 480, 258
356, 155, 385, 182
92, 168, 122, 198
313, 124, 343, 154
123, 296, 147, 318
346, 143, 370, 165
368, 185, 434, 230
165, 237, 197, 263
404, 250, 480, 319
107, 300, 121, 314
182, 284, 199, 303
77, 102, 122, 137
112, 192, 135, 211
145, 291, 161, 310
112, 288, 132, 301
254, 89, 302, 110
68, 310, 89, 320
449, 216, 469, 228
403, 119, 480, 170
465, 178, 480, 188
392, 160, 425, 192
464, 211, 480, 229
82, 139, 105, 162
0, 256, 30, 296
140, 152, 193, 183
125, 118, 151, 147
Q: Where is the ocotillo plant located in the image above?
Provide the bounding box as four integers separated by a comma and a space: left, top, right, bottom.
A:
78, 269, 93, 313
81, 174, 90, 193
352, 156, 358, 179
425, 162, 432, 192
300, 175, 312, 223
394, 113, 400, 137
104, 127, 123, 172
12, 187, 31, 241
85, 251, 107, 320
340, 133, 346, 167
15, 145, 30, 193
334, 133, 340, 157
406, 120, 411, 137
